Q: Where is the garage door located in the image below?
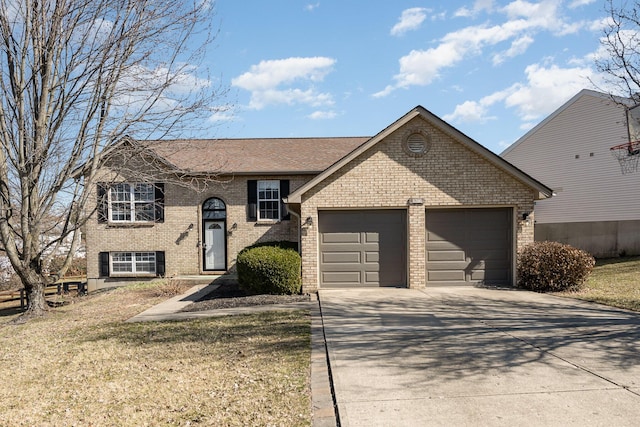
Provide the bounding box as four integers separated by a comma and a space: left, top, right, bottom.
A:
426, 208, 512, 286
319, 210, 406, 287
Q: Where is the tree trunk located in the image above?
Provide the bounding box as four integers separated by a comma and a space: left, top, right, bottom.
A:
23, 281, 48, 317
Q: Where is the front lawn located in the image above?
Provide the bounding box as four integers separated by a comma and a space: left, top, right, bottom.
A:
0, 282, 311, 426
555, 256, 640, 311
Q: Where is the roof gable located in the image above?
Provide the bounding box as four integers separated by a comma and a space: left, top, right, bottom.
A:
286, 106, 553, 203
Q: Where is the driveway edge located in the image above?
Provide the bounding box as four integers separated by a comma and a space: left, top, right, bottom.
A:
311, 293, 339, 427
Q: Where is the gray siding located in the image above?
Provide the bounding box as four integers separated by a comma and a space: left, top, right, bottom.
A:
502, 90, 640, 224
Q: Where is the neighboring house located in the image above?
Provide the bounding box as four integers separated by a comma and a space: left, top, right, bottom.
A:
85, 106, 551, 292
501, 89, 640, 258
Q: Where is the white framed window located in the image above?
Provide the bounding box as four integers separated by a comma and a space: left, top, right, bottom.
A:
109, 183, 155, 222
257, 180, 280, 220
111, 251, 156, 275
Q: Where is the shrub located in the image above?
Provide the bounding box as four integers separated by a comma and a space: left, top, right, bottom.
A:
48, 255, 87, 277
517, 241, 595, 292
237, 245, 301, 295
243, 240, 299, 252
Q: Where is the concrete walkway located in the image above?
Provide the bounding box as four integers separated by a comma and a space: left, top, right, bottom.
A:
127, 282, 313, 322
318, 287, 640, 426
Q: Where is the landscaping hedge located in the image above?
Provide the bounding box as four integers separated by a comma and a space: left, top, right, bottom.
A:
517, 241, 595, 292
237, 243, 301, 295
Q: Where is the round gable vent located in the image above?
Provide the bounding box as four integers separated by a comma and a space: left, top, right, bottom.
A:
407, 133, 427, 153
402, 129, 431, 157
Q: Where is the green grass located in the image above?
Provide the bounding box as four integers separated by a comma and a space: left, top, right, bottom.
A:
555, 256, 640, 311
0, 283, 311, 426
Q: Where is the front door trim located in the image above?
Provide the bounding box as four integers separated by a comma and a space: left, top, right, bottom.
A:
202, 197, 227, 271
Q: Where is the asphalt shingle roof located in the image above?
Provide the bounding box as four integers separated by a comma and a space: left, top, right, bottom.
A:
145, 137, 370, 174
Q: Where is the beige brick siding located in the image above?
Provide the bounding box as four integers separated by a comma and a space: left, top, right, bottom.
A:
85, 173, 310, 291
299, 116, 536, 292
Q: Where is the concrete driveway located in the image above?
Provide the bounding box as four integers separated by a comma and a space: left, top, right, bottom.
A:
318, 287, 640, 426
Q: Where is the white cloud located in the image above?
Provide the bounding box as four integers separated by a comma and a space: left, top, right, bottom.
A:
503, 63, 593, 121
493, 35, 534, 65
372, 85, 395, 98
446, 61, 598, 125
209, 111, 235, 123
454, 0, 495, 18
390, 8, 428, 36
305, 2, 320, 11
377, 0, 592, 96
443, 88, 510, 123
443, 100, 493, 123
589, 17, 611, 32
308, 110, 337, 120
232, 57, 336, 109
569, 0, 595, 8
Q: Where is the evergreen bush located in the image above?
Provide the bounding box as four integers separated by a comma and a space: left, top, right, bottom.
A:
237, 245, 301, 295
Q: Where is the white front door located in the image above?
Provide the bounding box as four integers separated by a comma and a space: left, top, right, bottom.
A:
204, 221, 225, 270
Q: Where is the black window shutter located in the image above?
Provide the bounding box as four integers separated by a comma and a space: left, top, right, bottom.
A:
97, 183, 108, 223
154, 183, 165, 223
99, 252, 110, 277
280, 180, 290, 220
247, 180, 257, 221
155, 251, 166, 276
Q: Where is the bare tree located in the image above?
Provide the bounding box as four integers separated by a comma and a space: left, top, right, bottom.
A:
597, 0, 640, 101
0, 0, 221, 317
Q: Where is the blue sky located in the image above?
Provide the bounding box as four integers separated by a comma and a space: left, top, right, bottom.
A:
204, 0, 609, 153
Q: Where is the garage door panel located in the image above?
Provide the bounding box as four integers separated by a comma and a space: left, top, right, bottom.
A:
319, 210, 406, 288
365, 271, 379, 283
427, 260, 470, 270
427, 230, 466, 242
365, 232, 379, 243
365, 252, 379, 263
470, 250, 510, 261
322, 232, 361, 244
428, 270, 466, 281
322, 251, 361, 263
465, 259, 511, 269
486, 270, 510, 280
471, 269, 510, 281
426, 208, 512, 286
427, 250, 466, 261
427, 240, 465, 251
322, 271, 361, 285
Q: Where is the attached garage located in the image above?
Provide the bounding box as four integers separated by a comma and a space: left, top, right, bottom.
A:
318, 210, 406, 288
426, 208, 512, 286
284, 106, 553, 292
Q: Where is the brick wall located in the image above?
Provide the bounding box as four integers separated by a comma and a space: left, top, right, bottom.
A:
85, 172, 310, 291
299, 116, 536, 292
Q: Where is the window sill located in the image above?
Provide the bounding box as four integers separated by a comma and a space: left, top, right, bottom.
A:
109, 273, 158, 278
106, 222, 156, 228
255, 219, 281, 226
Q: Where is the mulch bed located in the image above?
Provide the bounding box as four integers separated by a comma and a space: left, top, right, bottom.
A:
181, 279, 311, 312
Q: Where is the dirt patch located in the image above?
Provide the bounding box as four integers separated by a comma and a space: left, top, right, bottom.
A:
182, 279, 311, 312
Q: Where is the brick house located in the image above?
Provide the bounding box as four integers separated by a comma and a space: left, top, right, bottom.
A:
85, 106, 552, 292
